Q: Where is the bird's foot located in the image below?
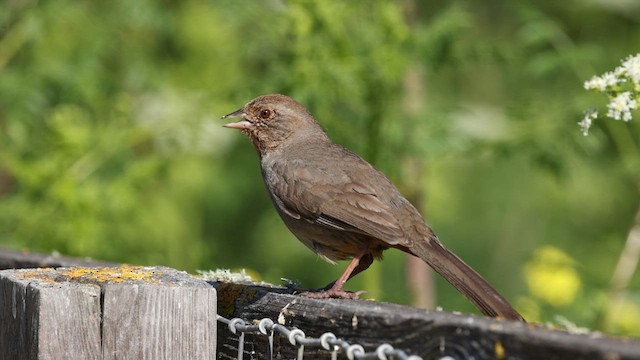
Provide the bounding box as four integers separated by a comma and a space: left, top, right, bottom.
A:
297, 289, 367, 300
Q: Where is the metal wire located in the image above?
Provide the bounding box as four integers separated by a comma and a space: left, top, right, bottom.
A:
217, 314, 423, 360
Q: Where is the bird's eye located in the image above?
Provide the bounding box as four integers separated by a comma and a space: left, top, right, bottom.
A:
259, 109, 272, 119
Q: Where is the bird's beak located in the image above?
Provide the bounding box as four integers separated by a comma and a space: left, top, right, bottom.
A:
222, 108, 253, 130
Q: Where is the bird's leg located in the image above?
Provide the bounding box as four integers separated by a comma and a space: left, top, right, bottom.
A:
300, 250, 373, 299
319, 253, 373, 290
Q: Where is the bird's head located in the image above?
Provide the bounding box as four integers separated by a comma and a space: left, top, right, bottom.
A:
223, 94, 327, 157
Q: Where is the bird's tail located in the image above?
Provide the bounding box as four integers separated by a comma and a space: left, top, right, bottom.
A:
405, 238, 525, 321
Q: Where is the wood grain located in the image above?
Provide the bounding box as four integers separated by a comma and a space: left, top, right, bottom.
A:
101, 274, 217, 359
0, 269, 101, 360
0, 266, 216, 359
213, 281, 640, 360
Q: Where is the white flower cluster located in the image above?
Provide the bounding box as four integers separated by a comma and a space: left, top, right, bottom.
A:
607, 91, 637, 122
584, 71, 619, 91
621, 53, 640, 84
578, 109, 598, 136
581, 53, 640, 135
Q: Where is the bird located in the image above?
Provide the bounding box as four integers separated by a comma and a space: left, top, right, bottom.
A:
222, 94, 524, 321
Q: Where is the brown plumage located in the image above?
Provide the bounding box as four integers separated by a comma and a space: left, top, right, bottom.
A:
223, 94, 524, 321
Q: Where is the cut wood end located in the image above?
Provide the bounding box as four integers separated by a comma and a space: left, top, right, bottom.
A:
14, 266, 162, 285
58, 265, 159, 283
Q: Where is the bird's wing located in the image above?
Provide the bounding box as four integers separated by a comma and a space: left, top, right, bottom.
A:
268, 159, 408, 245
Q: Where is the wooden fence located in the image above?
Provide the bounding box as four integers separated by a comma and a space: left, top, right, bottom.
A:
1, 248, 639, 359
0, 253, 216, 359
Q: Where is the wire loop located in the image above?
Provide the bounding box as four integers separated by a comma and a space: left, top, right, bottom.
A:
376, 343, 394, 360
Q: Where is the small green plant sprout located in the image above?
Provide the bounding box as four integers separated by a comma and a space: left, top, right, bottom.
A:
580, 53, 640, 135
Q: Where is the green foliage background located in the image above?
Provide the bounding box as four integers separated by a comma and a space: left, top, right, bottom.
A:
1, 0, 640, 335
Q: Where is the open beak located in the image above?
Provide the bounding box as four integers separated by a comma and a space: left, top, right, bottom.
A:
222, 108, 253, 130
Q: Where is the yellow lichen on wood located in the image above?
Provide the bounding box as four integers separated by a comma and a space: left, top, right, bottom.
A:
59, 266, 159, 283
15, 268, 58, 284
215, 282, 244, 317
16, 266, 161, 285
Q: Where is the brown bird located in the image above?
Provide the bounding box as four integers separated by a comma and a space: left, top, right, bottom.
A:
223, 94, 524, 321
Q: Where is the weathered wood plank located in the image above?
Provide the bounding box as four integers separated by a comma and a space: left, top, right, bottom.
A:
212, 281, 640, 360
0, 269, 102, 360
0, 271, 32, 360
0, 266, 217, 360
0, 248, 115, 270
100, 269, 217, 360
